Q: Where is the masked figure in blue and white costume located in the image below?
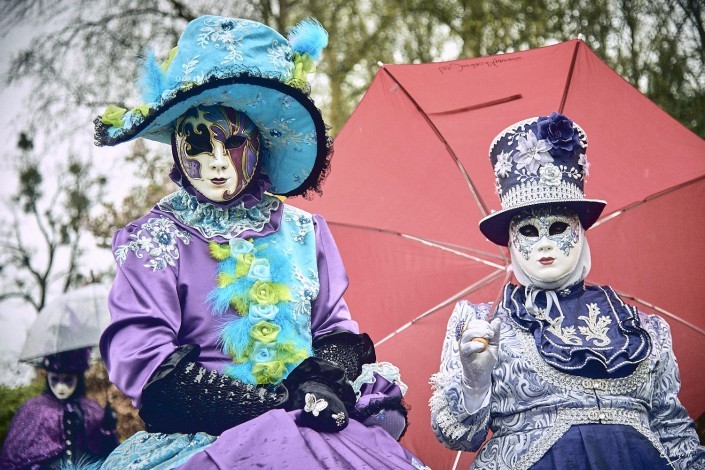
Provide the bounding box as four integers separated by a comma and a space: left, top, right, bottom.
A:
430, 113, 705, 469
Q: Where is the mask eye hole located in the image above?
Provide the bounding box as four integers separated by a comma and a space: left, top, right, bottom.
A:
185, 124, 213, 156
518, 224, 539, 237
549, 221, 569, 236
224, 135, 247, 149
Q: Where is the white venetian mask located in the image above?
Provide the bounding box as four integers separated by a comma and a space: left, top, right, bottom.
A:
174, 105, 260, 202
509, 207, 583, 284
47, 372, 78, 400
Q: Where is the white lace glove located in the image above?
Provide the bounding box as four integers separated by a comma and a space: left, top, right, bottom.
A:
459, 318, 501, 413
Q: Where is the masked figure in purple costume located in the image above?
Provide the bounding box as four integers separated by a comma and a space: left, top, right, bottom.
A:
0, 348, 119, 469
430, 113, 705, 469
94, 15, 427, 469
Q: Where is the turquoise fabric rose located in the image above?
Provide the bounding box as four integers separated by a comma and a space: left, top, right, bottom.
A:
229, 238, 254, 255
247, 258, 271, 282
249, 304, 279, 322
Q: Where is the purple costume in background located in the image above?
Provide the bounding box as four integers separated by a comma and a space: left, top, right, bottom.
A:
99, 185, 425, 469
1, 393, 116, 469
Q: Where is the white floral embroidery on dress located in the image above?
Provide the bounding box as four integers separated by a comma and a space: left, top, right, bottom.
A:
578, 303, 612, 346
283, 206, 313, 244
291, 265, 319, 321
534, 308, 583, 346
114, 217, 191, 271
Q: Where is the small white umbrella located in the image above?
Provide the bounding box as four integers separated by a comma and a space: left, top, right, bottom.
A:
19, 284, 111, 363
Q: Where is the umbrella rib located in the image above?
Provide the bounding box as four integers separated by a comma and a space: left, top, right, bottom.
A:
559, 40, 581, 113
374, 269, 506, 347
380, 67, 491, 218
327, 220, 505, 269
401, 233, 505, 269
428, 94, 523, 116
611, 289, 705, 338
591, 174, 705, 228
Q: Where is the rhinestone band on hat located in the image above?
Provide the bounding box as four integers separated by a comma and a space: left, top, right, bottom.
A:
500, 180, 584, 210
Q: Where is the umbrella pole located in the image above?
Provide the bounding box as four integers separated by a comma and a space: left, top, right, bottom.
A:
469, 267, 513, 351
452, 450, 462, 470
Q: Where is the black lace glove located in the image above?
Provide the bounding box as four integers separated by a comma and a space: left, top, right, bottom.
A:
312, 330, 375, 381
139, 344, 288, 436
283, 356, 356, 432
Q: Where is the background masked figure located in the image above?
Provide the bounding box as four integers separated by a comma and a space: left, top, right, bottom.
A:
0, 348, 119, 469
95, 16, 425, 469
430, 113, 705, 469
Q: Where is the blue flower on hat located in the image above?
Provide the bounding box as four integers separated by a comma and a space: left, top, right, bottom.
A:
513, 130, 553, 174
537, 112, 581, 159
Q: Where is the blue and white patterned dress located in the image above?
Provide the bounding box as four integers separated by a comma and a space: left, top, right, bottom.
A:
431, 283, 705, 469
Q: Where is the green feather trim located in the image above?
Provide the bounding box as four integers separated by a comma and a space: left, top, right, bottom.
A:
209, 242, 230, 261
160, 46, 179, 72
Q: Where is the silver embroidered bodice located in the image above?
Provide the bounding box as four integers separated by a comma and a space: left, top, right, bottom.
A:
430, 300, 705, 469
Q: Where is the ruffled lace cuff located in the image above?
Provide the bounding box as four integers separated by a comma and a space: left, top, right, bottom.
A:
430, 371, 490, 450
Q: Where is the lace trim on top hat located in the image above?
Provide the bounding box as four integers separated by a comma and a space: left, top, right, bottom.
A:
501, 179, 584, 210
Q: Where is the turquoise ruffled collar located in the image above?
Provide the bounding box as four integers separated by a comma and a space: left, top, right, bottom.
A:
156, 189, 281, 239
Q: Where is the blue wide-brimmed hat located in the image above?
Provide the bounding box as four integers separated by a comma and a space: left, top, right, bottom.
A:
95, 16, 331, 197
479, 112, 606, 246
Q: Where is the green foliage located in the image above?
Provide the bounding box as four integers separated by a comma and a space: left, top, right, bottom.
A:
0, 377, 44, 447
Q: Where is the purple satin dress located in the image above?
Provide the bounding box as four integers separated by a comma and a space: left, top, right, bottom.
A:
99, 189, 426, 469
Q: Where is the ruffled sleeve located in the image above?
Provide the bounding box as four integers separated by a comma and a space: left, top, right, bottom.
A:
430, 300, 492, 451
644, 313, 705, 467
99, 216, 191, 406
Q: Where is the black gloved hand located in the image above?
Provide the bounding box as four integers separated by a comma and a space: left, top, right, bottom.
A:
101, 402, 118, 431
292, 380, 349, 432
283, 357, 355, 433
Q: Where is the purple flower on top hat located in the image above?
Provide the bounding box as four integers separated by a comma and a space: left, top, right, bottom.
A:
537, 112, 581, 159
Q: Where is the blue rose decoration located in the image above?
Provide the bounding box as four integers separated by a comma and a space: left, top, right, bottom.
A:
249, 303, 279, 322
251, 342, 277, 363
536, 112, 580, 159
229, 238, 254, 256
247, 258, 271, 281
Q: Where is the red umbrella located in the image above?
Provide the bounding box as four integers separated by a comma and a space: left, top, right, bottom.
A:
293, 39, 705, 469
